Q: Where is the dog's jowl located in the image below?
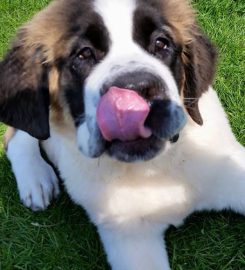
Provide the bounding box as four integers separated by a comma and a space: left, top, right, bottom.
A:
0, 0, 244, 269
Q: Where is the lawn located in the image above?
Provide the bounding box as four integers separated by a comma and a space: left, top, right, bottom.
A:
0, 0, 244, 269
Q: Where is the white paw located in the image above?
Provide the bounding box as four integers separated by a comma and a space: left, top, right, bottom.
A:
16, 158, 60, 211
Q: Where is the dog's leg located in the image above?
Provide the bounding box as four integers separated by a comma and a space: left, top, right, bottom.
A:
6, 128, 59, 211
194, 146, 245, 214
98, 226, 170, 270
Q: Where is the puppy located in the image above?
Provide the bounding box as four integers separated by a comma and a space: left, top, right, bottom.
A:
0, 0, 245, 269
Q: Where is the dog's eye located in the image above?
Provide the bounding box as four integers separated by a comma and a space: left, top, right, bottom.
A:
72, 47, 96, 74
77, 47, 93, 60
155, 38, 169, 52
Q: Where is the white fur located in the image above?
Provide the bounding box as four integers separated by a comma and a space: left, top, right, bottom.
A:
77, 0, 180, 156
7, 87, 245, 269
7, 131, 59, 211
49, 88, 245, 270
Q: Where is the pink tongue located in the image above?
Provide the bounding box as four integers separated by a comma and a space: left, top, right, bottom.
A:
97, 87, 152, 141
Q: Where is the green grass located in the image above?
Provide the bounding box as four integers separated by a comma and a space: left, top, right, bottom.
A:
0, 0, 244, 269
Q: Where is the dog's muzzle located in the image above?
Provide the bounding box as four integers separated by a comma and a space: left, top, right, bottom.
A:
79, 72, 187, 162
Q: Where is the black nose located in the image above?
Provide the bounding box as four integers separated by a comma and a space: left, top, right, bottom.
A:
145, 100, 187, 140
102, 71, 167, 100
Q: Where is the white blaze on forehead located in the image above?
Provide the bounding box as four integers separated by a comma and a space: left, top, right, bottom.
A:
94, 0, 136, 48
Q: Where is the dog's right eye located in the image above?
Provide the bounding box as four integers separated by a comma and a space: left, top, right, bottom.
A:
72, 47, 97, 74
77, 47, 94, 60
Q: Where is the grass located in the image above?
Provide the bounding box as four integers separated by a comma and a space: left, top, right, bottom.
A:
0, 0, 244, 269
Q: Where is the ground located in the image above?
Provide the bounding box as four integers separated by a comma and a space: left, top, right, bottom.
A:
0, 0, 244, 269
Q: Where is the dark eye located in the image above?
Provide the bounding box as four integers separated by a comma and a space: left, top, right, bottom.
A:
155, 37, 169, 52
77, 47, 94, 60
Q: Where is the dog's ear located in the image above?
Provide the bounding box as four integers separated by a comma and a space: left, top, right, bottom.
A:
182, 27, 217, 125
0, 30, 50, 139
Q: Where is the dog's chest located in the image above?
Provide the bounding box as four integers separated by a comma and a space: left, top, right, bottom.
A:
51, 134, 194, 227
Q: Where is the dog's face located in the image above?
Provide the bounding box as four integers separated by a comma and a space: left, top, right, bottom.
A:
0, 0, 216, 162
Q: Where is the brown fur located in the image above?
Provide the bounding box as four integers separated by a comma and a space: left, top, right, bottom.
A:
19, 0, 72, 64
163, 0, 196, 45
182, 32, 217, 124
163, 0, 217, 124
0, 1, 72, 138
4, 127, 16, 150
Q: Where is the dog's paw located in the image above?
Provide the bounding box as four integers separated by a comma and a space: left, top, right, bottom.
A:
16, 158, 60, 211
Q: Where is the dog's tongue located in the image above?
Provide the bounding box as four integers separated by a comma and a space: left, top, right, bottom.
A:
97, 87, 152, 141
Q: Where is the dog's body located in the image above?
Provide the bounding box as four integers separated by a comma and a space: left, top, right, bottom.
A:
1, 0, 245, 269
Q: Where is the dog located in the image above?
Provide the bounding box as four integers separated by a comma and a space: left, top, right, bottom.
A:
0, 0, 244, 269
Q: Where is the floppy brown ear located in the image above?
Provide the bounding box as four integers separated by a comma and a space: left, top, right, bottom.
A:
0, 30, 50, 140
183, 28, 217, 125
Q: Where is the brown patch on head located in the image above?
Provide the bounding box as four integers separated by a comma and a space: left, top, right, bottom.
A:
19, 0, 74, 64
19, 0, 98, 64
162, 0, 196, 45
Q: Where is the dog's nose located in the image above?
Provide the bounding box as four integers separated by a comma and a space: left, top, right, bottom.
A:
101, 71, 167, 100
145, 100, 187, 140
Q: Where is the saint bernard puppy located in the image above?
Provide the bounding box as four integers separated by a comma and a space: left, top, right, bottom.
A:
0, 0, 244, 269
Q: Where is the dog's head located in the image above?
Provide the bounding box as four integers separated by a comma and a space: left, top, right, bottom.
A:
0, 0, 217, 162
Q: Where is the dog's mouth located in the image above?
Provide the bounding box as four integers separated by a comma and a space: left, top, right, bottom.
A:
94, 86, 186, 162
105, 135, 165, 162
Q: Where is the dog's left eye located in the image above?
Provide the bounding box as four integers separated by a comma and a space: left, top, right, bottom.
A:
155, 38, 169, 52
